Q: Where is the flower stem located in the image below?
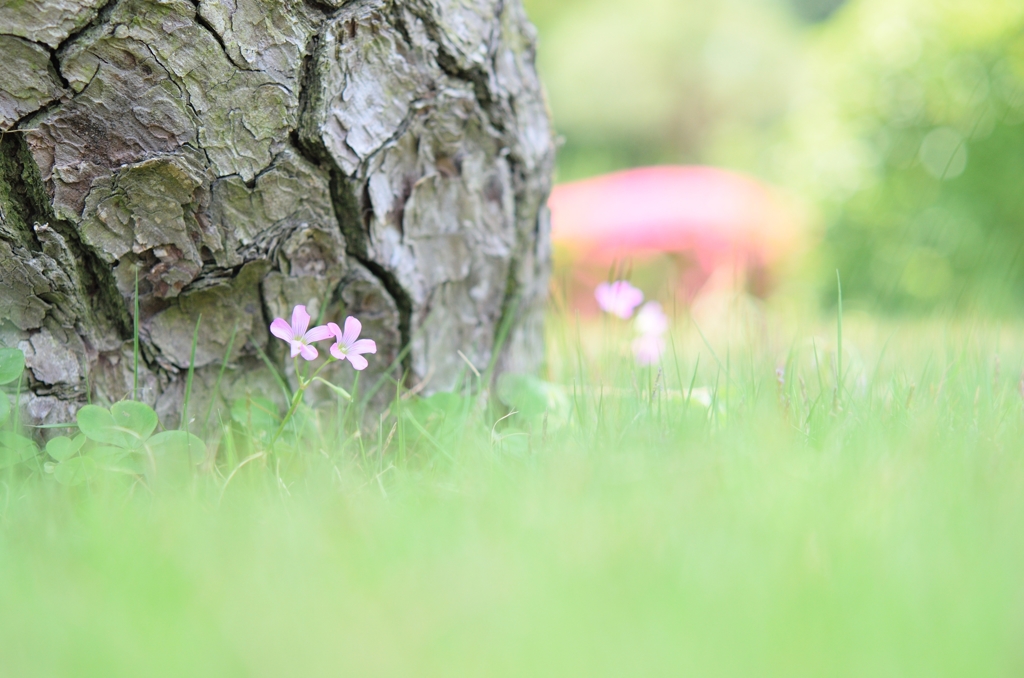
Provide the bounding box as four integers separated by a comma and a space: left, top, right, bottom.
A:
269, 358, 336, 448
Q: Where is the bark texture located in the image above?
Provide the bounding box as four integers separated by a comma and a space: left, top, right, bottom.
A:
0, 0, 553, 427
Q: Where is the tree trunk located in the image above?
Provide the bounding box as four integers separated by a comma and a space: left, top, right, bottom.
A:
0, 0, 554, 428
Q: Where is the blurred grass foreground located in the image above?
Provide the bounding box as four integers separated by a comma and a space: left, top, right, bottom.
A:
5, 0, 1024, 675
4, 310, 1024, 676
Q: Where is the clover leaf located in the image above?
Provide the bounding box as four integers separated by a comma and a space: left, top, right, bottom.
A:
0, 432, 38, 469
0, 348, 25, 386
45, 435, 86, 462
77, 401, 158, 450
53, 456, 97, 486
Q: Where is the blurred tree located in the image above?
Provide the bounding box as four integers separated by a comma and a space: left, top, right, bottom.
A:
523, 0, 805, 181
780, 0, 1024, 312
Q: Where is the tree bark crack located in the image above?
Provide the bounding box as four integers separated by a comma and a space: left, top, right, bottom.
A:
291, 25, 415, 377
134, 40, 215, 168
327, 168, 414, 377
0, 134, 132, 339
398, 4, 506, 135
46, 48, 72, 91
53, 0, 119, 59
185, 0, 261, 75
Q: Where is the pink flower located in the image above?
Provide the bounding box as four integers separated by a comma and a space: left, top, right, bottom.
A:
327, 317, 377, 371
595, 281, 644, 319
270, 305, 333, 361
634, 301, 668, 336
632, 334, 665, 366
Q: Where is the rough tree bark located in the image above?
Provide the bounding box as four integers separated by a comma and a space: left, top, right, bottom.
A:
0, 0, 554, 428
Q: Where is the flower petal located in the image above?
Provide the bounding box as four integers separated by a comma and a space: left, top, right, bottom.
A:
326, 322, 343, 341
304, 324, 334, 343
289, 340, 303, 358
330, 343, 347, 361
348, 339, 376, 356
299, 343, 318, 361
291, 305, 310, 337
341, 316, 362, 345
347, 353, 368, 371
270, 318, 293, 341
635, 302, 668, 336
632, 334, 664, 365
594, 281, 644, 319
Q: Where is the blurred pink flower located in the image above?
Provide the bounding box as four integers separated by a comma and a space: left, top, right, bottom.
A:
595, 281, 644, 319
632, 334, 665, 366
270, 305, 333, 361
634, 301, 668, 337
327, 317, 377, 371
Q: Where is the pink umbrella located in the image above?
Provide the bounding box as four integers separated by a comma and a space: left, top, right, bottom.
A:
548, 165, 803, 275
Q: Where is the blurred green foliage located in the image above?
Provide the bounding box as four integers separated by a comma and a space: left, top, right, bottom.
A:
525, 0, 1024, 313
523, 0, 810, 181
782, 0, 1024, 312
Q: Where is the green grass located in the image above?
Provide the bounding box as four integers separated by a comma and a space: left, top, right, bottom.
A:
2, 311, 1024, 676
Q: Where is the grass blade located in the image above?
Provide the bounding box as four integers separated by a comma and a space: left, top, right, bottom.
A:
202, 322, 239, 433
180, 314, 202, 432
692, 318, 736, 388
